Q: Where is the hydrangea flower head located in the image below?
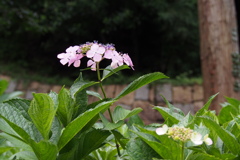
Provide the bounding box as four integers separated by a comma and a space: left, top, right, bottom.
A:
156, 125, 212, 145
57, 41, 134, 70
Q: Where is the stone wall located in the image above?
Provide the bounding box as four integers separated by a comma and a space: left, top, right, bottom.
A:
0, 74, 204, 124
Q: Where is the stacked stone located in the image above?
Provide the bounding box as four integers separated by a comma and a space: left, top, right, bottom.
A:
0, 74, 204, 124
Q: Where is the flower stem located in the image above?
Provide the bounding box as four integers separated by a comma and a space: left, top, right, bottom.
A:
96, 63, 121, 157
181, 142, 185, 160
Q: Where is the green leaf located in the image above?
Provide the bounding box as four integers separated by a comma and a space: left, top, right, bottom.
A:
30, 140, 58, 160
100, 113, 124, 130
0, 91, 23, 103
126, 137, 161, 160
219, 105, 238, 124
131, 130, 180, 159
199, 116, 240, 155
28, 93, 56, 140
101, 65, 130, 81
70, 73, 99, 98
57, 87, 74, 126
225, 97, 240, 109
186, 152, 223, 160
0, 146, 14, 154
0, 103, 37, 142
87, 90, 102, 100
72, 89, 88, 118
4, 99, 31, 121
127, 114, 144, 126
58, 100, 114, 150
11, 151, 38, 160
0, 79, 8, 95
114, 72, 168, 100
76, 128, 111, 159
195, 93, 218, 117
112, 106, 142, 123
153, 106, 184, 125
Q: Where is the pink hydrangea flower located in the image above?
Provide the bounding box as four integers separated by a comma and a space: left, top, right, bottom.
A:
123, 54, 134, 70
104, 50, 123, 69
58, 41, 134, 70
87, 59, 97, 71
57, 46, 83, 67
86, 44, 105, 62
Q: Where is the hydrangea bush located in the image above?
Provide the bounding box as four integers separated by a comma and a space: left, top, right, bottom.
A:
0, 42, 240, 160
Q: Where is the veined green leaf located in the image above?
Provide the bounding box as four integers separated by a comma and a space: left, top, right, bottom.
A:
114, 72, 168, 100
57, 87, 73, 126
30, 140, 58, 160
28, 93, 56, 140
58, 100, 114, 150
200, 116, 240, 155
0, 103, 37, 142
126, 137, 161, 160
87, 90, 102, 100
112, 106, 142, 123
4, 99, 31, 121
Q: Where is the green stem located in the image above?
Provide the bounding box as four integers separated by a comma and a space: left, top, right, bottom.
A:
96, 62, 121, 157
181, 142, 185, 160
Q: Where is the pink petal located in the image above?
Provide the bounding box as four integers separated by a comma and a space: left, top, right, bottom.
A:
111, 61, 118, 69
90, 44, 99, 51
86, 50, 95, 58
73, 60, 81, 67
87, 60, 94, 67
97, 46, 106, 54
104, 50, 113, 59
57, 53, 67, 59
60, 59, 69, 65
93, 53, 102, 62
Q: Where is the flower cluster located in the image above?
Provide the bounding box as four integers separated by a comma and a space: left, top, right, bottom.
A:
57, 42, 134, 71
156, 125, 213, 145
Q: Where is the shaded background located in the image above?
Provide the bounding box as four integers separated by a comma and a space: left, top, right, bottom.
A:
0, 0, 238, 83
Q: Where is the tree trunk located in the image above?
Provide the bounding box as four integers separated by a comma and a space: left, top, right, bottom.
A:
198, 0, 239, 113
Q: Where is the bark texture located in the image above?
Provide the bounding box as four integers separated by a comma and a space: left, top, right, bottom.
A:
198, 0, 239, 112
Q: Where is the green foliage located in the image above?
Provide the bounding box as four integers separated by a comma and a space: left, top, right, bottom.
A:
1, 65, 240, 160
0, 66, 168, 159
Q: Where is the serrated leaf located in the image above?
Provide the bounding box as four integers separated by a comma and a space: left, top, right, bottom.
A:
114, 72, 168, 100
0, 103, 38, 142
28, 93, 56, 140
4, 99, 31, 121
199, 116, 240, 154
58, 100, 114, 150
113, 106, 142, 123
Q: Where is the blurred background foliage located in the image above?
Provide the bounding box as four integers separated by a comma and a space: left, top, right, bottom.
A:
0, 0, 200, 84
